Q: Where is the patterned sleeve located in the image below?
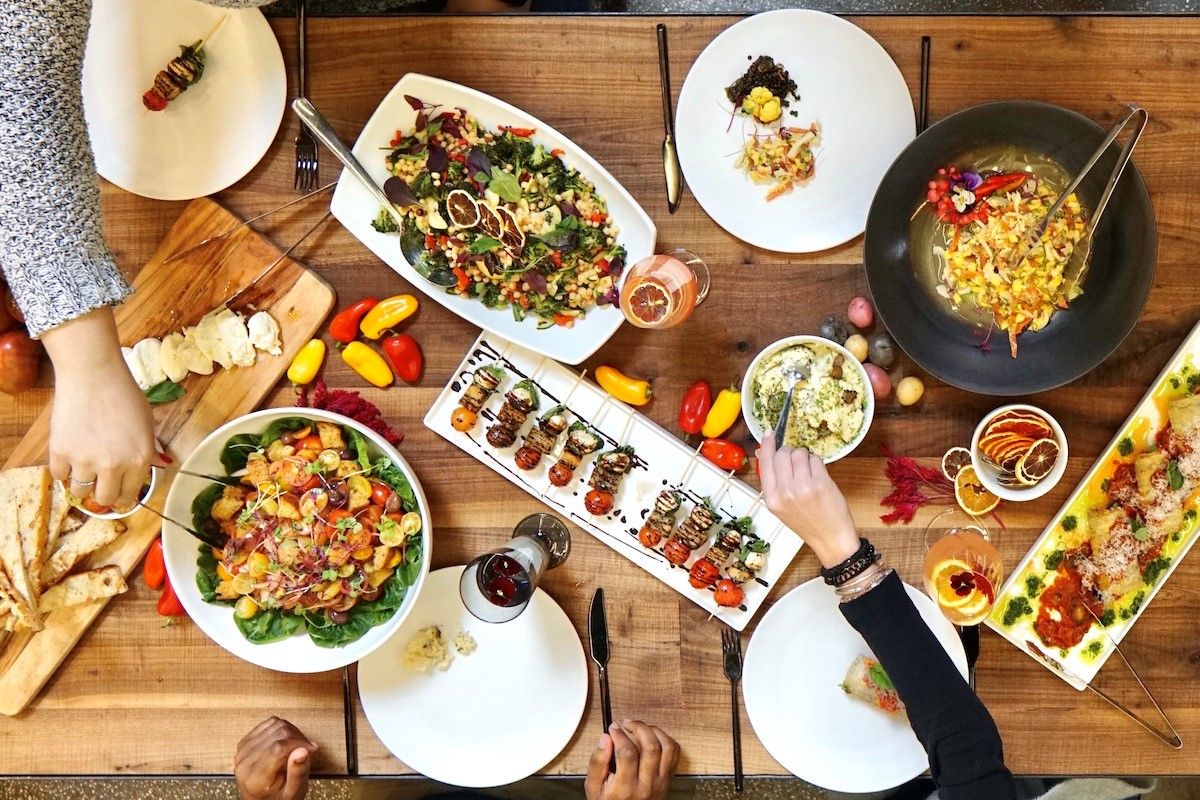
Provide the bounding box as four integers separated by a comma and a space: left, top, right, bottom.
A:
0, 0, 272, 338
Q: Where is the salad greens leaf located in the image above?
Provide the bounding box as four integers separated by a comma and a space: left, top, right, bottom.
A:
191, 483, 225, 534
371, 457, 418, 512
488, 167, 522, 203
145, 380, 185, 405
235, 608, 304, 644
195, 542, 228, 604
1169, 460, 1185, 491
220, 433, 262, 475
469, 236, 503, 254
345, 426, 372, 472
259, 417, 313, 448
302, 573, 411, 648
537, 215, 581, 251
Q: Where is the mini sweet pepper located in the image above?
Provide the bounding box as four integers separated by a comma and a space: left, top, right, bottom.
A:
359, 294, 419, 339
341, 341, 394, 387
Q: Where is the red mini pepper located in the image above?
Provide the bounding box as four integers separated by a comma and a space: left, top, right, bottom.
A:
143, 537, 166, 590
700, 438, 748, 471
381, 333, 423, 383
678, 380, 712, 437
157, 575, 186, 617
328, 297, 379, 344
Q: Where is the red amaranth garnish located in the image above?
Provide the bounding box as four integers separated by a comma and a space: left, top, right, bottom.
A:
879, 446, 1005, 528
296, 379, 404, 445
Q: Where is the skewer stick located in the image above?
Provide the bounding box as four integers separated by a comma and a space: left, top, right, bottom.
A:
535, 370, 588, 499
198, 15, 230, 49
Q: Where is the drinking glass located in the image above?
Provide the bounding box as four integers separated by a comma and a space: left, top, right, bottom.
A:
921, 508, 1004, 626
459, 513, 571, 623
619, 248, 710, 329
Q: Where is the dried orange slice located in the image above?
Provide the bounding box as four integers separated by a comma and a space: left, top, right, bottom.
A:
955, 466, 999, 516
446, 189, 480, 228
1016, 438, 1060, 485
941, 447, 973, 481
495, 206, 526, 252
626, 280, 673, 325
478, 204, 504, 239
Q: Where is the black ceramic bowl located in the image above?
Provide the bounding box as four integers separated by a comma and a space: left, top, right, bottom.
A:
863, 101, 1156, 396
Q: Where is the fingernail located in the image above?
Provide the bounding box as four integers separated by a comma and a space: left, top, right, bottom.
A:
609, 722, 620, 733
622, 718, 632, 725
294, 750, 309, 763
309, 741, 319, 750
160, 452, 173, 464
596, 734, 607, 748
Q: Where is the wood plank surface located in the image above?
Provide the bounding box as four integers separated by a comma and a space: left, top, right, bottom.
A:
3, 13, 1200, 778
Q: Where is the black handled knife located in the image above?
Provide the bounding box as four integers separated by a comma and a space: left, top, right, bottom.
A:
959, 624, 979, 690
589, 588, 616, 772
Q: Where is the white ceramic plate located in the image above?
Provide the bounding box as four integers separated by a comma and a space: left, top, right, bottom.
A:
358, 566, 588, 787
743, 577, 967, 793
161, 408, 432, 673
970, 403, 1068, 502
83, 0, 286, 201
329, 73, 656, 365
675, 10, 914, 253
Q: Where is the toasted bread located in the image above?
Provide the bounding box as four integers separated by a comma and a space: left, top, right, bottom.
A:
38, 566, 127, 614
0, 472, 41, 630
15, 466, 52, 581
45, 480, 71, 558
40, 518, 126, 589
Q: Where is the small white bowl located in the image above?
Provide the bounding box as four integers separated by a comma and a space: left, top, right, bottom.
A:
742, 335, 875, 464
970, 404, 1068, 502
68, 467, 159, 521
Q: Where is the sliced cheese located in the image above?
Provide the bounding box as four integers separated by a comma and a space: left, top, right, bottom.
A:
132, 338, 168, 386
247, 311, 282, 356
121, 346, 152, 390
158, 332, 191, 384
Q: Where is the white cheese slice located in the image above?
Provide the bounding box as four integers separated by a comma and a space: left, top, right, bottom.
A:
132, 338, 167, 386
214, 309, 256, 367
247, 311, 282, 356
121, 346, 152, 391
180, 326, 215, 374
194, 310, 233, 369
158, 333, 190, 384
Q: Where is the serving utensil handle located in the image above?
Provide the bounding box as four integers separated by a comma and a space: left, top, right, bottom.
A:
598, 665, 616, 772
731, 679, 744, 791
774, 386, 794, 449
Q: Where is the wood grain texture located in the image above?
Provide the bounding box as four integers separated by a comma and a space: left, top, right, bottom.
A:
3, 13, 1200, 777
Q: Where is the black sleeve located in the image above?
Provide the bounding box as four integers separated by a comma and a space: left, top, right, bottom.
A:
839, 571, 1018, 800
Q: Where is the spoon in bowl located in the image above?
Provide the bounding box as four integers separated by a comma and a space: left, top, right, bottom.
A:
773, 364, 808, 448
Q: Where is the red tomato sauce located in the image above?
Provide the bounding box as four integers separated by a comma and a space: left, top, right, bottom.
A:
1034, 566, 1101, 650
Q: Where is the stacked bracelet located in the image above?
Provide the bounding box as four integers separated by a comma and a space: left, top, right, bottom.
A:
836, 562, 893, 602
820, 538, 880, 587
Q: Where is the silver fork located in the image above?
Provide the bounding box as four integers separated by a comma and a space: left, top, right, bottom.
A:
721, 626, 745, 792
292, 0, 318, 191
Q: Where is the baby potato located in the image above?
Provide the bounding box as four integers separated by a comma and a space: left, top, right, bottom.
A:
844, 334, 869, 362
896, 376, 925, 406
863, 363, 892, 400
848, 296, 874, 328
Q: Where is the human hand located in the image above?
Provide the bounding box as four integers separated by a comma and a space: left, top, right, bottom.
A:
234, 717, 317, 800
585, 720, 680, 800
42, 308, 164, 509
758, 436, 860, 569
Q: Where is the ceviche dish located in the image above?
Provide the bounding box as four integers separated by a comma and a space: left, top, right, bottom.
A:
370, 96, 627, 328
194, 416, 424, 647
749, 341, 868, 458
922, 157, 1090, 358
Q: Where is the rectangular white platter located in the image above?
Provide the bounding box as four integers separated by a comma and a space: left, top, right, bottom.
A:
985, 317, 1200, 689
424, 334, 805, 630
329, 73, 657, 365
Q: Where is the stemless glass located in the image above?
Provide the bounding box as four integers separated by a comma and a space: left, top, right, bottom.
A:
459, 513, 571, 623
921, 508, 1004, 626
619, 248, 711, 329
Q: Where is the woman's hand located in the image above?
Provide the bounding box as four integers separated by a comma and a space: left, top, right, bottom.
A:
758, 436, 860, 569
41, 308, 162, 508
585, 720, 680, 800
235, 717, 317, 800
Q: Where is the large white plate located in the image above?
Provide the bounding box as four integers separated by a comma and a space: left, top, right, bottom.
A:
358, 566, 588, 787
743, 578, 967, 793
424, 334, 804, 631
675, 10, 914, 253
161, 408, 433, 673
329, 73, 656, 365
83, 0, 286, 201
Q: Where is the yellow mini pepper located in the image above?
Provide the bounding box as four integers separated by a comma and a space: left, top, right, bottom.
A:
701, 385, 741, 438
359, 294, 419, 339
596, 365, 652, 406
286, 339, 326, 385
341, 341, 394, 387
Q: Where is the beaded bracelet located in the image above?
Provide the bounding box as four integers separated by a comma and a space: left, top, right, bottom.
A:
836, 563, 893, 603
820, 537, 880, 587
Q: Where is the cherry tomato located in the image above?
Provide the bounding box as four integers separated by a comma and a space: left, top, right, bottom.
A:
664, 538, 691, 565
638, 525, 663, 549
82, 497, 112, 515
584, 489, 613, 516
714, 579, 745, 608
548, 463, 573, 487
688, 559, 721, 588
451, 407, 477, 432
514, 446, 541, 471
370, 481, 393, 507
299, 434, 324, 451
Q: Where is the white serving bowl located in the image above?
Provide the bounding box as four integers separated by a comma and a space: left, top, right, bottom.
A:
970, 403, 1068, 502
741, 335, 875, 464
161, 408, 432, 673
70, 466, 159, 521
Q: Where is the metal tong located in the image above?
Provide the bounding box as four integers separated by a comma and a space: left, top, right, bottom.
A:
1010, 105, 1148, 296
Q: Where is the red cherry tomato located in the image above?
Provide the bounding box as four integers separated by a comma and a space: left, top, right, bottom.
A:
688, 559, 721, 588
370, 481, 393, 507
664, 538, 691, 566
714, 579, 745, 608
638, 525, 663, 549
584, 490, 613, 516
548, 463, 573, 487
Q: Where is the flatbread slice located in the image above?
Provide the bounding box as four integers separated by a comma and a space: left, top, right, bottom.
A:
40, 518, 126, 589
45, 480, 71, 558
0, 473, 41, 630
15, 465, 52, 582
38, 566, 127, 614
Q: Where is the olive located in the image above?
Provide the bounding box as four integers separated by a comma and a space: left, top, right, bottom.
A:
328, 609, 351, 625
280, 431, 299, 446
327, 485, 349, 508
818, 315, 850, 344
200, 519, 222, 540
868, 333, 897, 368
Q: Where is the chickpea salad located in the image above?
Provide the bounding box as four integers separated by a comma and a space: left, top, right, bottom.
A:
371, 97, 628, 328
194, 417, 423, 648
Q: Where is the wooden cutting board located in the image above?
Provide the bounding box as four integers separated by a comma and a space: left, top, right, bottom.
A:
0, 197, 336, 715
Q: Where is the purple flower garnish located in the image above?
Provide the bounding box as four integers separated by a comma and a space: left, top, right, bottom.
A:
960, 171, 983, 191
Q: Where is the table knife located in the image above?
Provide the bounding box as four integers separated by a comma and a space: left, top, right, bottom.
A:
959, 624, 979, 690
589, 588, 617, 772
657, 24, 682, 214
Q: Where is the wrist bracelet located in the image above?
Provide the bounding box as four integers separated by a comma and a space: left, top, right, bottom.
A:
837, 564, 893, 603
820, 537, 879, 587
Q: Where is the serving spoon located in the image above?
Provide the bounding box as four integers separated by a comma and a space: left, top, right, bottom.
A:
773, 363, 808, 448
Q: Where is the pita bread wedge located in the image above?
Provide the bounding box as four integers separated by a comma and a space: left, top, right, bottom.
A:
14, 466, 52, 583
45, 480, 71, 558
40, 518, 126, 589
0, 473, 40, 630
38, 566, 127, 613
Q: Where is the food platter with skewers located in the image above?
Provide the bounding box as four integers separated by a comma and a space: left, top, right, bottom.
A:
424, 335, 805, 629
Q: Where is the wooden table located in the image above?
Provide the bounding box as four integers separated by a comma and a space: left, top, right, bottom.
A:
3, 13, 1200, 779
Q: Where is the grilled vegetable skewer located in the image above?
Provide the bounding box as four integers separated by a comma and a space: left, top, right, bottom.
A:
690, 517, 750, 588
515, 405, 570, 470
726, 539, 770, 585
638, 490, 682, 548
450, 364, 505, 431
141, 17, 227, 111
486, 380, 539, 448
663, 501, 717, 565
548, 423, 603, 487
584, 446, 635, 515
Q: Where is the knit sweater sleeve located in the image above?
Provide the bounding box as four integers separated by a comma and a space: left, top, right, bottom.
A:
0, 0, 272, 338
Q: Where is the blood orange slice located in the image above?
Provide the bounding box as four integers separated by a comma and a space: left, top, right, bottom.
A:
478, 205, 504, 239
941, 447, 973, 481
446, 189, 480, 228
625, 280, 673, 326
1016, 438, 1060, 485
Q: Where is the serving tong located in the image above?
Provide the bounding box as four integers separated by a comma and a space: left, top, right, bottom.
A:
1008, 105, 1148, 298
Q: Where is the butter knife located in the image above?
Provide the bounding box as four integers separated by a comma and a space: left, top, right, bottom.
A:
589, 587, 616, 772
657, 24, 682, 214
